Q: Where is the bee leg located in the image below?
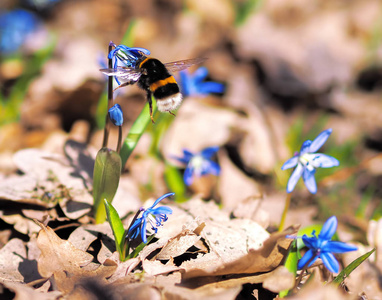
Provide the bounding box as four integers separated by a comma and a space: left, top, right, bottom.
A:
169, 111, 176, 117
147, 92, 155, 124
113, 81, 133, 92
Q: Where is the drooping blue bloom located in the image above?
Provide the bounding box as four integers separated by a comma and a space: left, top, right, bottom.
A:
108, 43, 150, 85
172, 146, 220, 186
281, 128, 339, 194
108, 104, 124, 126
297, 216, 357, 273
126, 193, 173, 244
0, 9, 41, 54
179, 67, 225, 97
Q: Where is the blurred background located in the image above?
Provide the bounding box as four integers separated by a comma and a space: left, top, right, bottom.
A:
1, 0, 382, 230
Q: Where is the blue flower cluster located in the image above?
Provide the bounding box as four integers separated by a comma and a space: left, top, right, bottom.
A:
127, 193, 173, 244
297, 216, 357, 273
108, 43, 150, 85
282, 129, 339, 194
172, 146, 220, 186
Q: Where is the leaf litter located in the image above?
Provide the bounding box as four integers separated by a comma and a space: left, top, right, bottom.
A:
2, 0, 382, 298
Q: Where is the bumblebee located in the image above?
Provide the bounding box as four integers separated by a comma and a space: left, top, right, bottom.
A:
100, 56, 206, 123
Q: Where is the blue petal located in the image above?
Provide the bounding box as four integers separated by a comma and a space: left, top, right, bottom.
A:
302, 235, 318, 250
152, 206, 173, 216
183, 149, 195, 160
319, 216, 337, 240
311, 154, 339, 168
286, 163, 303, 193
200, 146, 219, 159
300, 140, 312, 155
192, 67, 209, 82
198, 82, 225, 94
324, 241, 358, 253
184, 166, 194, 186
281, 156, 298, 170
298, 249, 317, 269
320, 252, 339, 273
151, 193, 175, 208
309, 129, 332, 153
140, 217, 148, 243
179, 71, 191, 96
201, 160, 220, 176
302, 168, 317, 194
127, 217, 143, 239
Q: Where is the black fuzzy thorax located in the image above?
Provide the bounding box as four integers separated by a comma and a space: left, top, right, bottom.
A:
137, 57, 180, 99
137, 58, 171, 89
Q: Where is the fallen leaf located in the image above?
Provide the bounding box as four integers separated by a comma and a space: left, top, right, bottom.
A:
36, 222, 93, 279
262, 266, 295, 293
3, 281, 62, 300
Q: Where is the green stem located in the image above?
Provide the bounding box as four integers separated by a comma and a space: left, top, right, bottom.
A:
102, 42, 114, 148
279, 193, 292, 231
117, 126, 122, 153
120, 96, 157, 167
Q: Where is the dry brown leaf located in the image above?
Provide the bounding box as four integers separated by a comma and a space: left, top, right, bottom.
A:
0, 238, 38, 283
142, 259, 182, 277
36, 221, 96, 288
0, 213, 41, 235
3, 281, 62, 300
0, 175, 54, 208
106, 254, 140, 283
12, 148, 93, 219
162, 284, 241, 300
262, 266, 295, 293
36, 222, 93, 277
156, 222, 205, 260
182, 225, 297, 279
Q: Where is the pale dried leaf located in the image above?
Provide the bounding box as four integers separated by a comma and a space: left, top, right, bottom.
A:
36, 222, 93, 278
262, 266, 295, 293
156, 222, 205, 260
3, 282, 62, 300
182, 226, 297, 279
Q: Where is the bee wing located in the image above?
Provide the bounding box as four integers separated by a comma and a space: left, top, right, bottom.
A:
164, 57, 207, 73
99, 67, 142, 82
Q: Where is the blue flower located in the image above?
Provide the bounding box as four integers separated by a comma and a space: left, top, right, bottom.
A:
108, 104, 124, 126
0, 9, 41, 54
126, 193, 173, 244
108, 43, 150, 85
179, 67, 225, 97
297, 216, 357, 273
172, 146, 220, 186
281, 128, 339, 194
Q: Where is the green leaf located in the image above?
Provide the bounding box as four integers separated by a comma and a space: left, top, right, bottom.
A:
164, 163, 187, 203
331, 248, 375, 287
120, 97, 157, 167
279, 239, 298, 298
104, 199, 126, 261
93, 148, 122, 223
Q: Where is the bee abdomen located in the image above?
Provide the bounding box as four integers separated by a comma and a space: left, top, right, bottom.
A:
156, 93, 183, 112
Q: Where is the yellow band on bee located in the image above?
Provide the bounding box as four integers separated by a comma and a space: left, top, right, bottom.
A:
138, 57, 150, 68
150, 76, 177, 92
